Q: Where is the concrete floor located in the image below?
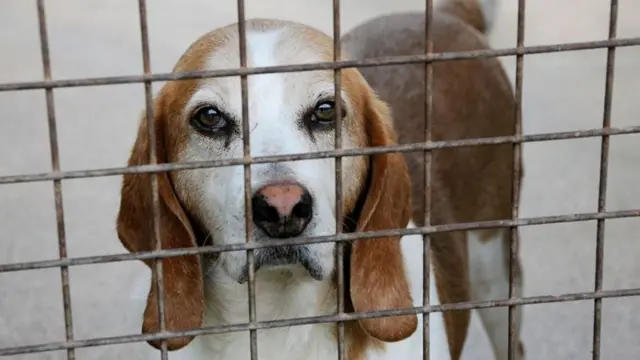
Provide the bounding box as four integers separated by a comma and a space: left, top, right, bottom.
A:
1, 0, 639, 359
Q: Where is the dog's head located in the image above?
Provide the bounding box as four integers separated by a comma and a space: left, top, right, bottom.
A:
116, 19, 416, 350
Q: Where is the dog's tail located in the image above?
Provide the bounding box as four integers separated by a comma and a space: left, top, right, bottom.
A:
438, 0, 498, 34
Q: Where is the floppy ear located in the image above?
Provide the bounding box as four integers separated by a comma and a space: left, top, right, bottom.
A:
349, 88, 417, 342
116, 100, 204, 351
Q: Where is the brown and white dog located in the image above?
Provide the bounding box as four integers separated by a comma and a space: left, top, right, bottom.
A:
117, 0, 525, 359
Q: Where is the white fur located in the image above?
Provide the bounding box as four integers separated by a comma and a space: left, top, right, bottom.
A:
468, 229, 524, 360
133, 221, 451, 360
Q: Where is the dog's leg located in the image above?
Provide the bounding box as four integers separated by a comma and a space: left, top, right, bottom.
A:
467, 229, 525, 360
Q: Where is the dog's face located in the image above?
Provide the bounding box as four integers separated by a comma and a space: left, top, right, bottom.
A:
170, 23, 368, 283
117, 19, 416, 351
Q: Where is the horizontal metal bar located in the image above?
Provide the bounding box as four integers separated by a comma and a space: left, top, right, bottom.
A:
0, 37, 638, 92
1, 208, 638, 273
1, 286, 638, 357
1, 124, 639, 185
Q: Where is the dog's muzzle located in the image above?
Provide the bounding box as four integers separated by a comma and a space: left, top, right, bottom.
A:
238, 245, 324, 283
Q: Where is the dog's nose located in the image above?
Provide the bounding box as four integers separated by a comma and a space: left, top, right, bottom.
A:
251, 181, 313, 238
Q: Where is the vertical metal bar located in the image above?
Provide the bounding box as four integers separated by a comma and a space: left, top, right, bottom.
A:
236, 1, 258, 360
422, 0, 434, 359
332, 0, 345, 359
508, 0, 526, 359
593, 1, 618, 359
137, 1, 168, 359
36, 2, 75, 359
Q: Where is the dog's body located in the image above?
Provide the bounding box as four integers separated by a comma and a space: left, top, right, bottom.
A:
119, 1, 525, 359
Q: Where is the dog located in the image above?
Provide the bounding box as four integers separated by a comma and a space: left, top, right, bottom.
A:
117, 0, 525, 359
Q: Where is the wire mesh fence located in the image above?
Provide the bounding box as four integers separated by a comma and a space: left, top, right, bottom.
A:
0, 0, 639, 359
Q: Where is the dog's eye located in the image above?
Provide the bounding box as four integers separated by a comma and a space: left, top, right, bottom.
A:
312, 101, 338, 124
191, 106, 227, 133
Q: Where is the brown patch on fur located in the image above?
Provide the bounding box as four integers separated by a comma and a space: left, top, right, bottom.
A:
325, 62, 418, 358
116, 96, 204, 350
431, 230, 471, 359
346, 322, 386, 360
347, 75, 418, 343
439, 0, 488, 33
329, 320, 386, 360
342, 8, 525, 359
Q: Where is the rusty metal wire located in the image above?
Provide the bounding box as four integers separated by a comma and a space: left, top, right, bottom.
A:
422, 0, 434, 359
36, 1, 75, 359
592, 1, 619, 359
136, 0, 169, 359
508, 0, 526, 359
1, 208, 639, 274
1, 37, 639, 92
234, 1, 260, 360
331, 0, 347, 359
3, 125, 640, 185
1, 0, 639, 358
1, 287, 639, 357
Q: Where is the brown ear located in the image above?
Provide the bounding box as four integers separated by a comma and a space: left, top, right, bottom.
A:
349, 89, 418, 342
116, 100, 204, 351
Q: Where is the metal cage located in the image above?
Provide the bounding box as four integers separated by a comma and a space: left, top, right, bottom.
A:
0, 0, 639, 359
